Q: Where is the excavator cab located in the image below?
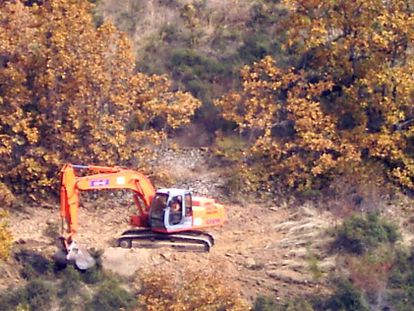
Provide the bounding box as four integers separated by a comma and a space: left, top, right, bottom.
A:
149, 189, 193, 232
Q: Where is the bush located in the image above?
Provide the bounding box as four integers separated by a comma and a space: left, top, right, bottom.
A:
54, 254, 125, 310
170, 48, 226, 78
25, 279, 56, 311
0, 279, 55, 311
325, 278, 369, 311
254, 296, 279, 311
15, 249, 54, 280
237, 33, 272, 64
253, 296, 314, 311
1, 248, 135, 311
343, 248, 395, 306
387, 248, 414, 310
57, 266, 81, 297
56, 265, 85, 311
81, 265, 105, 285
0, 287, 27, 311
306, 245, 324, 281
212, 133, 246, 162
0, 210, 12, 261
0, 183, 15, 208
86, 279, 137, 311
139, 268, 249, 310
334, 212, 399, 254
80, 248, 105, 284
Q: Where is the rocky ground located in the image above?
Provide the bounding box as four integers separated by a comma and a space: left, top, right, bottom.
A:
2, 147, 338, 302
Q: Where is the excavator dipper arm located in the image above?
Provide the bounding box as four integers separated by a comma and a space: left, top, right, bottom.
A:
60, 163, 156, 246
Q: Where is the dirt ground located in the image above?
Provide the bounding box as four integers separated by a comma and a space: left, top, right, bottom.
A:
2, 149, 339, 302
4, 198, 337, 303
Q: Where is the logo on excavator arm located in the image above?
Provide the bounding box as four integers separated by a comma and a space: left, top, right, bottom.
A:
90, 179, 109, 187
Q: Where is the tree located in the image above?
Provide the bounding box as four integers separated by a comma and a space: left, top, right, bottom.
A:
0, 0, 200, 196
217, 56, 358, 190
216, 0, 414, 191
284, 0, 414, 189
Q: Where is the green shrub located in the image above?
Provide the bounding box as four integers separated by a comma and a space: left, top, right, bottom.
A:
57, 266, 81, 297
0, 279, 55, 311
25, 279, 56, 311
212, 133, 246, 162
81, 265, 105, 285
80, 249, 104, 284
170, 48, 227, 80
86, 279, 136, 311
237, 33, 273, 64
56, 266, 84, 311
387, 248, 414, 310
55, 252, 119, 310
254, 296, 279, 311
253, 296, 314, 311
325, 278, 369, 311
334, 212, 399, 254
1, 248, 135, 311
224, 170, 245, 199
306, 245, 324, 281
187, 78, 210, 100
0, 287, 27, 311
15, 249, 54, 280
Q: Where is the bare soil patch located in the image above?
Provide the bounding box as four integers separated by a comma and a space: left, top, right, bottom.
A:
3, 149, 337, 302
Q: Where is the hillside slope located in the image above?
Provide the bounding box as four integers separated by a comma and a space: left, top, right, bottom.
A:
3, 148, 337, 302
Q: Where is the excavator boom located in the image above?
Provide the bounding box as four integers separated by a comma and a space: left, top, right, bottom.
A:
60, 164, 156, 242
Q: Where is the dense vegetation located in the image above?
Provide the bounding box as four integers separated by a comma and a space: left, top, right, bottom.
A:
0, 0, 413, 310
95, 0, 289, 131
0, 249, 248, 311
217, 0, 414, 193
254, 213, 413, 310
95, 0, 414, 194
139, 268, 249, 310
0, 249, 137, 311
0, 0, 412, 199
0, 0, 200, 198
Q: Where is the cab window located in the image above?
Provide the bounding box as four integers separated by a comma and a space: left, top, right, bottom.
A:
169, 195, 183, 225
169, 195, 183, 213
185, 193, 192, 216
150, 194, 168, 218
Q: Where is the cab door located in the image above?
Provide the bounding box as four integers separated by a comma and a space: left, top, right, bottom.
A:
165, 192, 193, 231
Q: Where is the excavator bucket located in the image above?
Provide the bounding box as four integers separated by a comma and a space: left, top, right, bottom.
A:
55, 239, 95, 270
66, 241, 96, 270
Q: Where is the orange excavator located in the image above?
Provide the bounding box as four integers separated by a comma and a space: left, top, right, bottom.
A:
58, 164, 226, 269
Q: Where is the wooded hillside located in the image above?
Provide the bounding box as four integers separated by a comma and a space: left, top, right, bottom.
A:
0, 1, 414, 310
1, 0, 412, 198
0, 0, 200, 198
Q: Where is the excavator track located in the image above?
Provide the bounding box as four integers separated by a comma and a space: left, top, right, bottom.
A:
117, 229, 215, 252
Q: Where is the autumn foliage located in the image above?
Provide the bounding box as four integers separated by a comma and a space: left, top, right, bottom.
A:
0, 0, 200, 196
0, 209, 12, 261
138, 268, 249, 311
216, 0, 414, 191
